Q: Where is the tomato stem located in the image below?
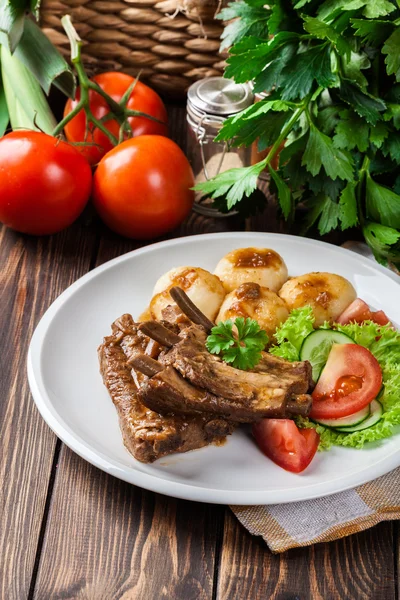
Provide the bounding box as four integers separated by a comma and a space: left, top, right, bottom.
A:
53, 15, 167, 149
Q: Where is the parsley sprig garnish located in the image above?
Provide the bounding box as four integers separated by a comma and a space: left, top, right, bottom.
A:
206, 317, 269, 371
194, 0, 400, 268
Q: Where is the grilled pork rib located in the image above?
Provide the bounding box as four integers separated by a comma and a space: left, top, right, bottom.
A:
98, 316, 234, 463
136, 320, 312, 421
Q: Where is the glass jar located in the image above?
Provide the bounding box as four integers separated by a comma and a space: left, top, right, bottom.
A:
186, 77, 254, 217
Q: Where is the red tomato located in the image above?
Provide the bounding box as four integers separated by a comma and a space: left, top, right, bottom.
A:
310, 344, 382, 420
92, 135, 194, 239
64, 72, 168, 165
337, 298, 391, 326
0, 131, 92, 235
252, 419, 319, 473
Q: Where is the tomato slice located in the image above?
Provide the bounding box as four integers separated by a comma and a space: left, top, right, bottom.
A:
252, 419, 320, 473
337, 298, 391, 326
310, 344, 382, 420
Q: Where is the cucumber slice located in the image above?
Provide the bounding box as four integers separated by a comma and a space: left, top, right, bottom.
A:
334, 400, 383, 433
312, 404, 370, 428
300, 329, 354, 381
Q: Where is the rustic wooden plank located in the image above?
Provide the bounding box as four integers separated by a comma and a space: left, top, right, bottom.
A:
0, 221, 98, 599
34, 447, 222, 599
216, 510, 396, 600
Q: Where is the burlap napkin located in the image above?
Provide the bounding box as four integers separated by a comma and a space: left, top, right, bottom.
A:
230, 242, 400, 553
231, 468, 400, 552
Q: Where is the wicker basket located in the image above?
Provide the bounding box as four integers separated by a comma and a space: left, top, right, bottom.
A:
40, 0, 226, 97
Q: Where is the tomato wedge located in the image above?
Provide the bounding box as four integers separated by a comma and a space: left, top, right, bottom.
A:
252, 419, 319, 473
337, 298, 390, 326
310, 344, 382, 420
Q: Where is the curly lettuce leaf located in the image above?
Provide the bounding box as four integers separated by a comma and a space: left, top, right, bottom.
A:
269, 306, 315, 360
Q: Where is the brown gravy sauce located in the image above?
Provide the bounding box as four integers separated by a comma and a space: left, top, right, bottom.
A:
234, 248, 280, 269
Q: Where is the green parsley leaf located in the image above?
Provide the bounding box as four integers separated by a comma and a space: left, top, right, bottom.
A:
384, 103, 400, 129
366, 172, 400, 228
339, 80, 386, 125
370, 122, 389, 148
333, 114, 369, 152
341, 51, 370, 91
382, 133, 400, 163
206, 317, 269, 370
205, 321, 235, 354
351, 18, 394, 46
267, 0, 284, 34
302, 123, 354, 181
339, 181, 358, 229
225, 32, 298, 83
193, 162, 265, 210
363, 221, 400, 265
268, 165, 293, 218
382, 28, 400, 82
281, 44, 336, 101
318, 196, 341, 235
253, 42, 297, 93
362, 0, 396, 18
217, 1, 270, 50
316, 105, 341, 135
319, 0, 395, 19
303, 16, 351, 57
215, 104, 289, 149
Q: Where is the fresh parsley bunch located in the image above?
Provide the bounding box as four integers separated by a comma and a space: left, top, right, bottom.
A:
195, 0, 400, 267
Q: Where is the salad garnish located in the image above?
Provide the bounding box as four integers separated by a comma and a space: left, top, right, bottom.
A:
206, 317, 269, 370
271, 307, 400, 449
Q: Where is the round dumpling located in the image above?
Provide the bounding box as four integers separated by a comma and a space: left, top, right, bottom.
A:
216, 282, 289, 339
214, 247, 288, 293
278, 272, 357, 327
150, 266, 225, 321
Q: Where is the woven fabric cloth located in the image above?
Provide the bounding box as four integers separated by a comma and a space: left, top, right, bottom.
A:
231, 468, 400, 553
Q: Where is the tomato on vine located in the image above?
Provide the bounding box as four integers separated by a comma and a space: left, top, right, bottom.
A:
63, 72, 168, 165
93, 135, 194, 240
0, 131, 92, 235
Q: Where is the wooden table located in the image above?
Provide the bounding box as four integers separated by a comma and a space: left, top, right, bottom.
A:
1, 105, 398, 600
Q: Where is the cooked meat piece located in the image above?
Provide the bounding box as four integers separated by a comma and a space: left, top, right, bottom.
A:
98, 316, 234, 463
132, 355, 312, 422
161, 304, 192, 329
148, 324, 312, 415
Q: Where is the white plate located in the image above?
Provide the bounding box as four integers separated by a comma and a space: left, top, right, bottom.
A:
28, 232, 400, 505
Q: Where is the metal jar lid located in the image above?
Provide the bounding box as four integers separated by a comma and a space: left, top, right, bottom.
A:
187, 77, 253, 117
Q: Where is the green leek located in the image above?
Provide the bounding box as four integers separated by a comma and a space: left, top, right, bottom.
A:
1, 44, 56, 134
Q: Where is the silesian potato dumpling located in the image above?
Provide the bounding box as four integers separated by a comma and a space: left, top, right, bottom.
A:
216, 282, 289, 339
214, 247, 288, 293
278, 272, 356, 327
150, 266, 225, 321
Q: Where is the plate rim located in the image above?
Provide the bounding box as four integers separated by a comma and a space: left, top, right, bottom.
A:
27, 231, 400, 505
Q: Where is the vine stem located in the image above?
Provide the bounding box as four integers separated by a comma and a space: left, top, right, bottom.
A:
53, 15, 165, 145
257, 88, 323, 172
356, 154, 370, 226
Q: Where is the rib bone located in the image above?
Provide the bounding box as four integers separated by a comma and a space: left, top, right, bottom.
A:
139, 321, 181, 347
169, 286, 215, 332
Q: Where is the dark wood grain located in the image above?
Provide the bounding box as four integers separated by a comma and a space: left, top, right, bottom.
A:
0, 222, 98, 599
34, 447, 222, 599
216, 511, 396, 600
